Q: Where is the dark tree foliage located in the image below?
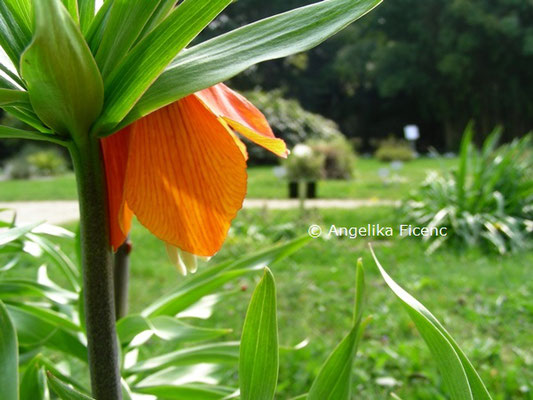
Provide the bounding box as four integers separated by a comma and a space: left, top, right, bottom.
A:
204, 0, 533, 150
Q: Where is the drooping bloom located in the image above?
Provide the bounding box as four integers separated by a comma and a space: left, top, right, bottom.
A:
101, 83, 287, 274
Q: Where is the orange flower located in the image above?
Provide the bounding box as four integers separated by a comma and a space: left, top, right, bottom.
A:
101, 84, 287, 273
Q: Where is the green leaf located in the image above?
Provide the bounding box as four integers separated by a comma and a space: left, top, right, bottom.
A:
116, 314, 230, 347
0, 61, 26, 87
61, 0, 79, 23
95, 0, 161, 79
94, 0, 232, 134
137, 0, 177, 39
2, 106, 54, 134
307, 259, 367, 400
0, 124, 64, 144
125, 341, 239, 374
47, 372, 95, 400
0, 69, 18, 89
0, 88, 30, 107
6, 305, 87, 361
143, 237, 308, 317
0, 1, 33, 68
77, 0, 94, 34
28, 233, 80, 291
21, 0, 104, 137
307, 319, 369, 400
39, 355, 89, 394
121, 378, 134, 400
3, 0, 33, 37
371, 248, 492, 400
8, 302, 82, 332
239, 268, 278, 400
0, 279, 77, 303
20, 356, 48, 400
184, 236, 310, 289
0, 300, 18, 400
123, 0, 382, 128
134, 383, 235, 400
143, 269, 256, 318
0, 221, 41, 246
85, 0, 113, 50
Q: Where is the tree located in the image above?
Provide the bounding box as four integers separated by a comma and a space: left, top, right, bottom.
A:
209, 0, 533, 150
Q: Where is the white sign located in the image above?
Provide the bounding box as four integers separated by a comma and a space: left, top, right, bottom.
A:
404, 125, 420, 141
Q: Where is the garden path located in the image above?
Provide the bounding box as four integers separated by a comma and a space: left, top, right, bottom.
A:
0, 198, 398, 225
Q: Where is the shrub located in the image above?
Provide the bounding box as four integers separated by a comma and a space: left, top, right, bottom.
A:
284, 143, 325, 181
243, 90, 344, 164
403, 124, 533, 254
3, 148, 67, 180
309, 136, 356, 179
374, 136, 415, 162
26, 149, 67, 176
3, 156, 34, 180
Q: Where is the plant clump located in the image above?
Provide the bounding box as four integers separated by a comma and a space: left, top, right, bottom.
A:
403, 124, 533, 254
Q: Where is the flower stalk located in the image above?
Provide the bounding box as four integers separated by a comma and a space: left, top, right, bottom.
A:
68, 137, 122, 400
114, 236, 132, 320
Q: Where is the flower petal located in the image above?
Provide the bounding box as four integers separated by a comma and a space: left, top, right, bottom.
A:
196, 84, 288, 158
101, 128, 134, 251
123, 96, 247, 257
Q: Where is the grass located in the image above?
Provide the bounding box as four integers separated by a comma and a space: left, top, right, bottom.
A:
129, 208, 533, 399
10, 206, 527, 400
0, 157, 457, 201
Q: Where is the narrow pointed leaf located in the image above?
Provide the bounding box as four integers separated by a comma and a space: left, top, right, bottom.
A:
116, 314, 230, 346
239, 268, 278, 400
6, 305, 87, 361
184, 236, 310, 288
142, 268, 257, 317
0, 1, 32, 68
143, 238, 308, 318
3, 0, 33, 36
21, 0, 103, 137
0, 71, 18, 89
0, 61, 26, 87
0, 280, 77, 303
9, 302, 82, 332
122, 0, 382, 128
0, 88, 30, 107
134, 384, 235, 400
307, 320, 369, 400
85, 0, 113, 50
2, 107, 54, 134
137, 0, 177, 39
39, 355, 88, 393
20, 356, 47, 400
95, 0, 232, 134
371, 248, 492, 400
61, 0, 79, 22
307, 259, 367, 400
0, 300, 18, 400
0, 124, 63, 143
0, 221, 40, 246
95, 0, 161, 79
77, 0, 94, 33
126, 342, 239, 374
47, 372, 95, 400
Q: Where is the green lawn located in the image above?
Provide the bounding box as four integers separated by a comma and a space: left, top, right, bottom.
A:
0, 157, 457, 201
19, 206, 528, 400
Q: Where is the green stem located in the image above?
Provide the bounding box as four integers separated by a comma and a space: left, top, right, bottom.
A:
69, 138, 122, 400
114, 236, 132, 320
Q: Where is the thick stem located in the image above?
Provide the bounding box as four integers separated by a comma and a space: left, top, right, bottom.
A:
69, 139, 122, 400
114, 236, 132, 320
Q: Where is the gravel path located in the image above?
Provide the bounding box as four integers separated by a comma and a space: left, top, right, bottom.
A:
0, 198, 399, 225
